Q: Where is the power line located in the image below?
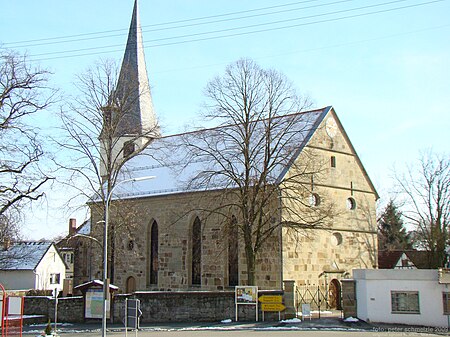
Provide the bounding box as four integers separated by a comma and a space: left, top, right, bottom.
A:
9, 0, 355, 49
28, 0, 444, 61
2, 0, 327, 46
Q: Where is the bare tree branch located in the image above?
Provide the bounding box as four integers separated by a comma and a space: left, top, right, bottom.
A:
178, 59, 334, 285
0, 50, 55, 221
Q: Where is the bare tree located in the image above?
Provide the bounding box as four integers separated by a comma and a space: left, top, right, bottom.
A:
396, 151, 450, 268
0, 50, 54, 224
180, 59, 334, 285
54, 59, 158, 283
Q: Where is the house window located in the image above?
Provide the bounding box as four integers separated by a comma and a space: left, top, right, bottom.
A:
149, 221, 159, 285
331, 156, 336, 168
192, 217, 202, 286
391, 291, 420, 314
228, 216, 239, 287
443, 293, 450, 315
50, 273, 61, 284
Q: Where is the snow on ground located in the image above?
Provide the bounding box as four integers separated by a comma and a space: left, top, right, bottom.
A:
280, 318, 301, 323
343, 316, 359, 323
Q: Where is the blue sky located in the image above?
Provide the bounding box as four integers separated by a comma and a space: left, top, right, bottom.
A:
2, 0, 449, 239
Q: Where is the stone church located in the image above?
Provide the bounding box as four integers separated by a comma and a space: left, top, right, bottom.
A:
74, 0, 378, 297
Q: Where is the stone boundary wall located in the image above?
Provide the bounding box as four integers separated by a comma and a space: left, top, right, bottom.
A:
114, 290, 285, 323
24, 296, 84, 323
23, 290, 286, 324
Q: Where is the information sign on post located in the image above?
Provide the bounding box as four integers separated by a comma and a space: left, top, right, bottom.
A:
125, 299, 142, 337
235, 286, 258, 322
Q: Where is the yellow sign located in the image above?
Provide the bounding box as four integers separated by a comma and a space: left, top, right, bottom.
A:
259, 295, 283, 303
261, 303, 286, 312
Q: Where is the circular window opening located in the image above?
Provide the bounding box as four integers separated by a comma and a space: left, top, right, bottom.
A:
346, 197, 356, 210
309, 193, 321, 207
331, 232, 343, 246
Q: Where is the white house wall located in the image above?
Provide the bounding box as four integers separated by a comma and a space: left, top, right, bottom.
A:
0, 270, 35, 290
354, 269, 449, 328
34, 245, 66, 291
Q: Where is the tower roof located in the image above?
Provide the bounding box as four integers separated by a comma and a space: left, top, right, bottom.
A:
113, 0, 159, 137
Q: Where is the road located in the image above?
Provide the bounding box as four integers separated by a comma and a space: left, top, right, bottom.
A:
47, 327, 447, 337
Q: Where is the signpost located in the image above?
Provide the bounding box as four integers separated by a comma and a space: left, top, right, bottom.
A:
259, 294, 285, 321
53, 288, 58, 335
125, 299, 142, 337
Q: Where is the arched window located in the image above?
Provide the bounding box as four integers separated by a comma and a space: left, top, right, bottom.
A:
149, 220, 159, 285
228, 216, 239, 287
191, 217, 202, 285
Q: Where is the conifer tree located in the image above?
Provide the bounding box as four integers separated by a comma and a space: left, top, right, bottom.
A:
378, 199, 411, 251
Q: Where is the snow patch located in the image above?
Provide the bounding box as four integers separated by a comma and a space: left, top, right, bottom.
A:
280, 318, 301, 323
343, 316, 359, 323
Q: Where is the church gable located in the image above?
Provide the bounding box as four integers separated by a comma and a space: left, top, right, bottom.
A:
299, 107, 378, 200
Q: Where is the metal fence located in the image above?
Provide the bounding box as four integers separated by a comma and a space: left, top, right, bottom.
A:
296, 285, 331, 314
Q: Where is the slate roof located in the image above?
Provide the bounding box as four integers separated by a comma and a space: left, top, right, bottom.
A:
0, 241, 53, 271
111, 0, 158, 137
109, 107, 331, 201
378, 250, 432, 269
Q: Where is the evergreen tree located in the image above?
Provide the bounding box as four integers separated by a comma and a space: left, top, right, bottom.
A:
378, 200, 411, 251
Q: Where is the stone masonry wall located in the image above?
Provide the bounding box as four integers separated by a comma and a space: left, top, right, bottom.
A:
24, 296, 84, 323
282, 114, 377, 289
23, 291, 287, 324
89, 190, 282, 293
114, 290, 285, 323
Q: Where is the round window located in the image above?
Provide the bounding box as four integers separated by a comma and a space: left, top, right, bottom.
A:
309, 193, 321, 207
331, 232, 343, 246
346, 197, 356, 210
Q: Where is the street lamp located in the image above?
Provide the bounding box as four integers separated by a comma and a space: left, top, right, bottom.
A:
102, 176, 155, 337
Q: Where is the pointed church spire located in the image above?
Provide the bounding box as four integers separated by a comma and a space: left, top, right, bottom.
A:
113, 0, 159, 137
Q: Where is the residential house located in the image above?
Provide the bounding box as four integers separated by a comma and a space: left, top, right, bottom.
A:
0, 241, 66, 291
378, 250, 432, 269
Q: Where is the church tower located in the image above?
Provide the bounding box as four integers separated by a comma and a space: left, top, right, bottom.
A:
100, 0, 159, 179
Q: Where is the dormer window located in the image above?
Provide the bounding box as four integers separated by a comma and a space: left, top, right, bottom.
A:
123, 141, 135, 158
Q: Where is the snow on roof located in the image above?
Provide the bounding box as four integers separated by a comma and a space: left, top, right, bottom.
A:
108, 107, 329, 201
0, 241, 53, 271
74, 279, 119, 291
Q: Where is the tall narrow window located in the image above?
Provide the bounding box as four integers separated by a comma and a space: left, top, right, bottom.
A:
150, 221, 159, 285
443, 292, 450, 315
331, 156, 336, 168
192, 217, 202, 285
228, 216, 239, 287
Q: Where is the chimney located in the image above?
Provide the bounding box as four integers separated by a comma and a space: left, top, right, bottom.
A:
69, 218, 77, 235
3, 237, 11, 250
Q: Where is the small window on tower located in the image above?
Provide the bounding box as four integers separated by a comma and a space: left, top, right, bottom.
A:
331, 156, 336, 168
123, 141, 135, 158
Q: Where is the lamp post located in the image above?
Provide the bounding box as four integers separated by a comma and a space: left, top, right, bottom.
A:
102, 176, 155, 337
